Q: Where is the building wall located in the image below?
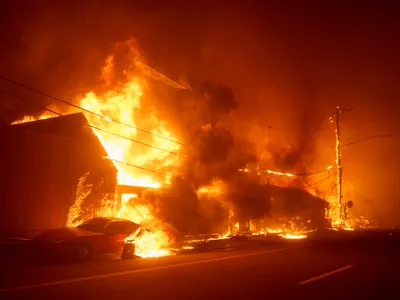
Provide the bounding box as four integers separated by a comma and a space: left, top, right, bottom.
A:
0, 124, 118, 233
1, 127, 75, 231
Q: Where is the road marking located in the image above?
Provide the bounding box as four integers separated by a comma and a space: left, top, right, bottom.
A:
0, 246, 303, 293
297, 265, 354, 286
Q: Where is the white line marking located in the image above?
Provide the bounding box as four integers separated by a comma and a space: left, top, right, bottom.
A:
297, 265, 354, 286
0, 246, 302, 293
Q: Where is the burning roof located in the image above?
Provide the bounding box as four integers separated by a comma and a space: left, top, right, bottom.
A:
11, 112, 114, 168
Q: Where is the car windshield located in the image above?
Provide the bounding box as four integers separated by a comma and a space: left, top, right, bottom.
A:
105, 221, 140, 235
77, 218, 111, 233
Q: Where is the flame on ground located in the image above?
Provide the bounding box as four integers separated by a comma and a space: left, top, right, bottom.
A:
128, 230, 173, 258
278, 233, 307, 239
117, 194, 175, 258
252, 227, 308, 239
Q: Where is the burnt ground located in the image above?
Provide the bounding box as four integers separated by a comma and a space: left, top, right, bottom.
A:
1, 230, 400, 300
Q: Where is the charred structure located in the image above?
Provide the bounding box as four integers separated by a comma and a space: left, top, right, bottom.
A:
228, 176, 328, 233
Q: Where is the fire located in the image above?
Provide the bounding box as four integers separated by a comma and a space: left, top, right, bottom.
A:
128, 230, 173, 258
117, 194, 174, 258
79, 76, 180, 188
238, 166, 294, 177
266, 170, 295, 177
72, 48, 182, 257
196, 179, 225, 195
240, 164, 334, 178
266, 228, 283, 234
279, 233, 307, 239
11, 112, 55, 124
14, 42, 183, 258
250, 228, 309, 239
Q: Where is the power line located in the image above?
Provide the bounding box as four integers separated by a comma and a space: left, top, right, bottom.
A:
1, 90, 180, 155
259, 124, 294, 132
255, 165, 334, 177
294, 165, 334, 176
107, 158, 170, 176
3, 90, 173, 177
340, 134, 392, 148
325, 184, 336, 201
306, 172, 337, 187
0, 75, 189, 147
90, 124, 179, 155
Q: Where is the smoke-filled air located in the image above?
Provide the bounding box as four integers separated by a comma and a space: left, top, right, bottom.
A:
1, 2, 399, 256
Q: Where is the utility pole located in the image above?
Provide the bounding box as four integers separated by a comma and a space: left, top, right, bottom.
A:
331, 106, 351, 226
330, 108, 390, 228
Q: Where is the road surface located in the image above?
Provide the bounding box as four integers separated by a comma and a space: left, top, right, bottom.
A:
1, 233, 399, 300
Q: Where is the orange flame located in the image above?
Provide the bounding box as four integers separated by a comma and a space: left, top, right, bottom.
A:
279, 233, 307, 239
15, 41, 182, 257
11, 112, 55, 124
78, 76, 180, 188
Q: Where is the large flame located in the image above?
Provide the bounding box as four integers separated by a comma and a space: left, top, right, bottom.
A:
79, 72, 180, 188
117, 195, 174, 258
75, 53, 180, 256
13, 43, 181, 258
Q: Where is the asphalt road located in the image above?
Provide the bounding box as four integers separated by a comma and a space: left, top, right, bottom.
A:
1, 233, 399, 300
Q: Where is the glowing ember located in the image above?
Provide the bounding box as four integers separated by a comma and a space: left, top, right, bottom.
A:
182, 246, 194, 250
240, 165, 334, 178
66, 173, 92, 227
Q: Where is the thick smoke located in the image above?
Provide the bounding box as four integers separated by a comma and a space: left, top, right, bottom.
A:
179, 81, 254, 186
199, 81, 237, 125
2, 2, 399, 227
271, 82, 325, 190
273, 109, 323, 169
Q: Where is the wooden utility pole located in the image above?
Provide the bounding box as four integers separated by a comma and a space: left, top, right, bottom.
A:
332, 106, 351, 225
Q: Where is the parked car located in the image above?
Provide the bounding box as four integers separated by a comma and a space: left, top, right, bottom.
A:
32, 217, 141, 262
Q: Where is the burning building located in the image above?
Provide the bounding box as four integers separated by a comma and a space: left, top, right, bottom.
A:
228, 179, 329, 234
261, 185, 328, 231
195, 174, 329, 235
0, 113, 117, 231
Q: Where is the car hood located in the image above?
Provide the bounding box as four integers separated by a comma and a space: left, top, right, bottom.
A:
33, 227, 102, 243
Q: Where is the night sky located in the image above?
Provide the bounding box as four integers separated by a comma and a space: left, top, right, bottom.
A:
1, 1, 399, 224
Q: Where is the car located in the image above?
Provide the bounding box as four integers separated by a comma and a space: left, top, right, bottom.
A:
32, 217, 141, 262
